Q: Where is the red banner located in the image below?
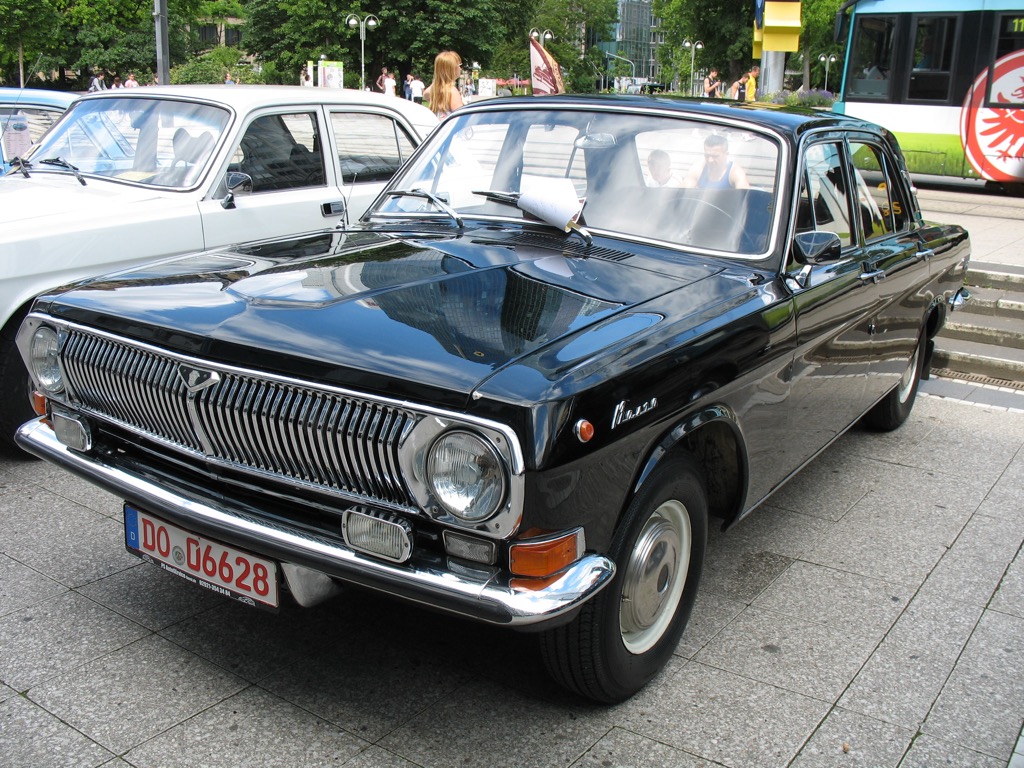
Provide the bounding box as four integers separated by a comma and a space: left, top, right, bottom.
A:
530, 38, 565, 96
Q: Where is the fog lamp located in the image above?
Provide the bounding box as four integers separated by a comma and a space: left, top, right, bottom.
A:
342, 508, 413, 563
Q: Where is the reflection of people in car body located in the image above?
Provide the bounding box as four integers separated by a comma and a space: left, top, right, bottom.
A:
682, 134, 750, 189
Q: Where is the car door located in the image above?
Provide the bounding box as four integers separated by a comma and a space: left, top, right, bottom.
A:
846, 137, 929, 403
784, 138, 879, 467
198, 106, 345, 246
325, 109, 420, 222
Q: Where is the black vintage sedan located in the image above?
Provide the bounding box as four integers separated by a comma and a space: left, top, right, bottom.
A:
15, 96, 970, 703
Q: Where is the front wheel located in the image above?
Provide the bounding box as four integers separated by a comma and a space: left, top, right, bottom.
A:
0, 317, 36, 458
540, 454, 708, 703
862, 334, 925, 432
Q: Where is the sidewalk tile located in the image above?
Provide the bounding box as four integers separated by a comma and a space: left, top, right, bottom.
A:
0, 695, 114, 768
675, 589, 746, 659
899, 734, 1005, 768
791, 708, 912, 767
0, 553, 67, 618
922, 609, 1024, 760
839, 591, 982, 728
572, 727, 711, 767
123, 686, 366, 768
29, 634, 247, 755
991, 548, 1024, 619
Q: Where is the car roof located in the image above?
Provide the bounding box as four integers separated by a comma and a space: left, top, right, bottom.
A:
461, 94, 883, 143
0, 87, 78, 110
75, 84, 438, 134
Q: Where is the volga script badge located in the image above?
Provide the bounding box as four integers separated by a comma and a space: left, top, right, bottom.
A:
177, 365, 221, 394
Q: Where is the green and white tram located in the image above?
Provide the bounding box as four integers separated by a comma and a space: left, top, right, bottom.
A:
834, 0, 1024, 190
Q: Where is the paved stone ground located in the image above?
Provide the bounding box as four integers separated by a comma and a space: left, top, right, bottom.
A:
2, 389, 1022, 768
2, 185, 1023, 767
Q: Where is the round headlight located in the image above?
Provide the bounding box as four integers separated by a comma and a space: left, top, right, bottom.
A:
30, 326, 63, 395
427, 430, 506, 522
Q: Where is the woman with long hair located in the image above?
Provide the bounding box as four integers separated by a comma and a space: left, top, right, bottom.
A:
423, 51, 464, 118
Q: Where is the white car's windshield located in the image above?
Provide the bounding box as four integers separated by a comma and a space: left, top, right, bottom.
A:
25, 97, 230, 189
373, 107, 782, 258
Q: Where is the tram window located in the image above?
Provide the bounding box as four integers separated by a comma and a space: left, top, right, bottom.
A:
994, 13, 1024, 106
847, 15, 896, 99
908, 16, 957, 101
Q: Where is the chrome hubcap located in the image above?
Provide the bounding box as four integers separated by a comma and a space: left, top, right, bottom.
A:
898, 344, 921, 404
620, 500, 691, 654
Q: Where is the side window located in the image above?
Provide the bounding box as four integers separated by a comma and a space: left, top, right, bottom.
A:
847, 15, 896, 99
331, 112, 415, 184
993, 14, 1024, 106
908, 16, 957, 101
233, 112, 325, 193
1, 107, 63, 159
849, 142, 909, 239
803, 143, 855, 247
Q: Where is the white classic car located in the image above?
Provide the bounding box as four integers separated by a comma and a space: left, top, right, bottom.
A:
0, 85, 437, 453
1, 87, 77, 173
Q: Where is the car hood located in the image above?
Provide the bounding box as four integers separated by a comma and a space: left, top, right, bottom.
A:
38, 228, 752, 407
0, 174, 188, 230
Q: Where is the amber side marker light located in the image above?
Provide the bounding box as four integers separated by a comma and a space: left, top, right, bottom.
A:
575, 419, 595, 443
31, 391, 47, 418
509, 528, 585, 578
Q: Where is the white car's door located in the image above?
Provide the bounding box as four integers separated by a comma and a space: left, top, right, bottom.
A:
198, 106, 346, 246
323, 109, 422, 223
199, 106, 424, 245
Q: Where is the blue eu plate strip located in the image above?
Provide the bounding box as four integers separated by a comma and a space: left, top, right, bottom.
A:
124, 506, 140, 550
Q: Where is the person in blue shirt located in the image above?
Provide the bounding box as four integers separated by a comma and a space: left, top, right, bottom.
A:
682, 134, 750, 189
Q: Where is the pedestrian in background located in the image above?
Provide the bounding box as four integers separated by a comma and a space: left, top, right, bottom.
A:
88, 71, 106, 92
124, 73, 139, 88
703, 68, 721, 98
111, 76, 124, 89
746, 65, 759, 101
404, 74, 413, 100
376, 67, 389, 93
424, 51, 464, 118
410, 74, 425, 103
729, 73, 749, 100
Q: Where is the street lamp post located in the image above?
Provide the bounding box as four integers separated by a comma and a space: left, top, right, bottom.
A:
529, 28, 554, 48
605, 52, 635, 92
346, 13, 379, 91
683, 39, 704, 96
819, 53, 838, 92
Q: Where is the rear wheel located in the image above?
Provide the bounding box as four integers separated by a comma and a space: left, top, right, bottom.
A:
540, 454, 708, 703
863, 334, 925, 432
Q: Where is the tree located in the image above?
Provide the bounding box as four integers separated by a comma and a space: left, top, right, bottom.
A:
0, 0, 62, 85
653, 0, 754, 87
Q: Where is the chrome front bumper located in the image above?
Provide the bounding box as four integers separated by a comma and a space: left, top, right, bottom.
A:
17, 418, 615, 626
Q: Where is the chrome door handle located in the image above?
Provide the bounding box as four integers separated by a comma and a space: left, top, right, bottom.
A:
859, 269, 886, 283
916, 248, 934, 261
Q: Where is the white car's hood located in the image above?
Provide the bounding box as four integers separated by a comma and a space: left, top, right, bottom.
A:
0, 174, 194, 229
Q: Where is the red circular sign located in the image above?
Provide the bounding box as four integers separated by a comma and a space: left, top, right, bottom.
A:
960, 48, 1024, 182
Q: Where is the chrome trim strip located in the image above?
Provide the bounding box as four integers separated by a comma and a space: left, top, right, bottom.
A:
16, 418, 613, 626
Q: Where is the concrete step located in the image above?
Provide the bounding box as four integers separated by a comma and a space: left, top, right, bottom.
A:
953, 285, 1024, 318
966, 262, 1024, 291
941, 310, 1024, 350
932, 336, 1024, 384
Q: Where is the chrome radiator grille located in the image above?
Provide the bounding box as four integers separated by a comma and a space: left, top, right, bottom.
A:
60, 329, 419, 509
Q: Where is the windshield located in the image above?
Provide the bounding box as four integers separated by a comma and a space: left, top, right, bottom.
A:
25, 97, 230, 189
372, 107, 782, 258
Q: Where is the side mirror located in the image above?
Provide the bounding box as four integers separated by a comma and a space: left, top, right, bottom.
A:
793, 231, 842, 265
221, 171, 253, 210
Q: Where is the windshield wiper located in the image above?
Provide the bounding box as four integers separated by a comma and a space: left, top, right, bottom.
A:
39, 157, 86, 186
383, 188, 463, 228
472, 189, 521, 206
9, 156, 31, 178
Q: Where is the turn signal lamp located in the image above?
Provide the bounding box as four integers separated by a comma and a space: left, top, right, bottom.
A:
32, 391, 47, 417
509, 528, 585, 578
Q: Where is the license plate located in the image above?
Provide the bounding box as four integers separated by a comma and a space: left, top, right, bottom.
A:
124, 506, 279, 610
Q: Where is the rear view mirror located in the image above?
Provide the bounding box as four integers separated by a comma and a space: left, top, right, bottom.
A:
793, 231, 842, 265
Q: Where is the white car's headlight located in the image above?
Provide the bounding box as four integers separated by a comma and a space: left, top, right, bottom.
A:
427, 430, 507, 522
30, 326, 63, 395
